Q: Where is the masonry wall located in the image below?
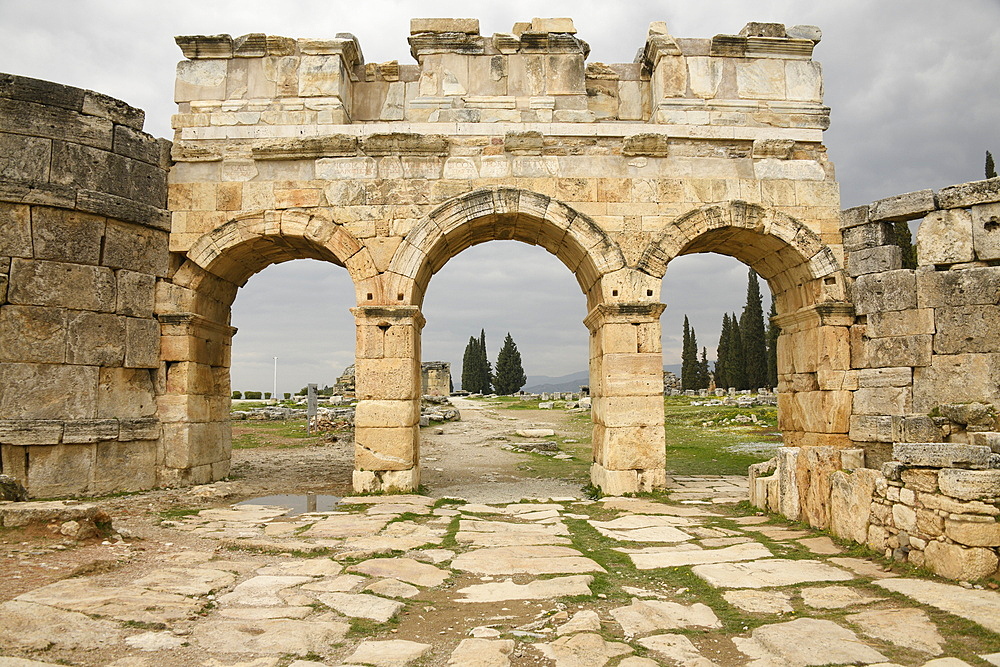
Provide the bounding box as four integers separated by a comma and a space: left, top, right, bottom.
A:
0, 74, 171, 497
752, 176, 1000, 580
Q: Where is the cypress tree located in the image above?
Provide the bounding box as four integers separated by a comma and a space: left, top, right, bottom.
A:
729, 311, 746, 390
893, 221, 917, 269
699, 347, 710, 390
461, 336, 480, 392
740, 268, 768, 391
766, 300, 779, 389
988, 151, 997, 179
494, 333, 527, 395
478, 329, 492, 394
716, 313, 732, 390
681, 316, 698, 390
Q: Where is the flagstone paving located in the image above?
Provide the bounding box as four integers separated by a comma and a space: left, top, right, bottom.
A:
2, 481, 999, 666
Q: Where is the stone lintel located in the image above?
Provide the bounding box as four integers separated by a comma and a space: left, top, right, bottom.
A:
772, 302, 855, 332
158, 312, 237, 337
584, 302, 666, 331
410, 18, 481, 35
361, 133, 448, 156
352, 305, 426, 329
252, 135, 359, 160
175, 34, 235, 60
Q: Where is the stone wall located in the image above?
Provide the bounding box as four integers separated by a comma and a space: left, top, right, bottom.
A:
0, 74, 171, 497
751, 176, 1000, 580
420, 361, 451, 396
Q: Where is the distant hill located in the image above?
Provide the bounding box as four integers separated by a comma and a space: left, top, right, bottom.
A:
523, 365, 682, 393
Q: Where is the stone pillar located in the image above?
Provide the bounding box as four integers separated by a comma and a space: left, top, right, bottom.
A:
157, 313, 234, 485
585, 302, 667, 494
351, 305, 424, 493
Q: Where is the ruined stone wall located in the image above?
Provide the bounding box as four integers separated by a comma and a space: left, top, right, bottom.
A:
0, 74, 171, 497
752, 176, 1000, 580
420, 361, 451, 396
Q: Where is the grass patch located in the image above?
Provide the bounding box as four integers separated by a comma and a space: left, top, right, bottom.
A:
158, 507, 200, 521
231, 418, 327, 449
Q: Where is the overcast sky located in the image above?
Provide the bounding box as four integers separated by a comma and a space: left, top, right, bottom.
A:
3, 1, 998, 394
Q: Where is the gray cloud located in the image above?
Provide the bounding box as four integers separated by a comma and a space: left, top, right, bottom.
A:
3, 1, 996, 391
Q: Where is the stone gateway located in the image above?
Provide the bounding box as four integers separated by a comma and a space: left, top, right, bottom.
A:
1, 19, 999, 576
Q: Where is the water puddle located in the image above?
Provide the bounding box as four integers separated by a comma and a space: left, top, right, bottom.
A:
236, 494, 341, 516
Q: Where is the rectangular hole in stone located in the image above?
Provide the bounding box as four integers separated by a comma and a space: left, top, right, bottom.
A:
824, 277, 836, 285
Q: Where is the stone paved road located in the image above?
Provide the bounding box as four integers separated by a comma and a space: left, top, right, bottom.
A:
1, 478, 999, 666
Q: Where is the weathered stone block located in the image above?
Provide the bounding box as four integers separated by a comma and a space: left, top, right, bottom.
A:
116, 270, 156, 318
92, 439, 158, 494
852, 387, 911, 416
893, 443, 991, 469
916, 209, 974, 266
936, 177, 1000, 209
900, 468, 938, 492
829, 468, 878, 544
66, 311, 125, 366
354, 426, 418, 471
868, 189, 936, 222
866, 334, 932, 368
102, 221, 170, 277
857, 367, 912, 388
600, 354, 663, 396
594, 424, 665, 470
23, 444, 95, 497
63, 419, 119, 444
161, 421, 230, 469
118, 418, 160, 441
0, 420, 64, 445
354, 358, 421, 401
912, 353, 1000, 413
593, 395, 666, 428
590, 463, 639, 496
866, 309, 934, 338
8, 258, 116, 312
945, 517, 1000, 547
0, 305, 66, 363
0, 363, 98, 420
97, 367, 156, 419
892, 503, 917, 532
841, 222, 894, 252
971, 201, 1000, 260
0, 203, 32, 258
174, 60, 228, 102
847, 245, 902, 277
891, 415, 942, 443
933, 305, 1000, 354
125, 317, 160, 368
0, 132, 52, 182
354, 400, 420, 429
916, 266, 1000, 308
939, 402, 996, 428
850, 414, 893, 443
923, 540, 998, 580
852, 270, 917, 315
937, 468, 1000, 501
840, 205, 870, 230
410, 18, 480, 34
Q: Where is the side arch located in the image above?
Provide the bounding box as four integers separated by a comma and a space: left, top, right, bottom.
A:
387, 187, 628, 307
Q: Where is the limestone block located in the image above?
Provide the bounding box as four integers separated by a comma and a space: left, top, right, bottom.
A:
354, 400, 420, 429
917, 266, 1000, 307
591, 463, 639, 496
600, 354, 663, 396
923, 540, 998, 580
852, 270, 917, 315
119, 417, 161, 441
753, 159, 826, 181
410, 18, 480, 34
736, 59, 785, 100
355, 426, 418, 471
790, 391, 852, 433
23, 444, 95, 497
651, 56, 686, 99
8, 258, 116, 312
933, 305, 1000, 354
893, 443, 991, 468
299, 55, 347, 98
938, 468, 1000, 501
829, 468, 878, 544
777, 447, 801, 521
164, 362, 219, 395
0, 420, 64, 445
912, 353, 1000, 413
849, 415, 893, 443
594, 424, 665, 470
852, 387, 911, 416
0, 132, 52, 183
161, 421, 230, 469
0, 305, 66, 363
0, 363, 98, 419
116, 270, 156, 318
866, 309, 934, 338
30, 209, 105, 265
66, 311, 125, 366
785, 60, 822, 102
936, 177, 1000, 209
901, 468, 939, 492
93, 439, 158, 494
63, 419, 118, 444
971, 202, 1000, 260
175, 60, 228, 103
684, 57, 723, 99
97, 367, 156, 419
841, 222, 893, 252
840, 205, 870, 230
945, 517, 1000, 547
156, 394, 216, 423
442, 158, 478, 179
0, 202, 32, 258
354, 358, 420, 401
892, 502, 918, 532
866, 334, 931, 368
891, 415, 942, 443
592, 395, 665, 428
103, 221, 170, 277
353, 467, 419, 494
846, 245, 902, 277
868, 189, 936, 222
857, 367, 912, 388
917, 209, 974, 265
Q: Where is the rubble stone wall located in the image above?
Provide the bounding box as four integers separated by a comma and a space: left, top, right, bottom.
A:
0, 74, 172, 497
751, 177, 1000, 580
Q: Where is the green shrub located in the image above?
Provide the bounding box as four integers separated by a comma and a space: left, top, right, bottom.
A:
231, 391, 242, 399
264, 392, 272, 399
283, 392, 291, 400
245, 391, 262, 400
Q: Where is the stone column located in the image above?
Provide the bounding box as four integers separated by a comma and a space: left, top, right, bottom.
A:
351, 305, 424, 493
157, 313, 235, 486
585, 302, 667, 494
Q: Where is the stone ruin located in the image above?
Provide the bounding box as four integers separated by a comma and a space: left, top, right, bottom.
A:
0, 18, 998, 578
